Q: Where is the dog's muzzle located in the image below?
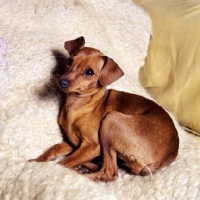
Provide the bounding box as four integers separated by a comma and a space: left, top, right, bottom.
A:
60, 79, 70, 89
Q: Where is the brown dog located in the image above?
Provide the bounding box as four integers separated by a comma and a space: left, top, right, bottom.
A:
29, 36, 179, 182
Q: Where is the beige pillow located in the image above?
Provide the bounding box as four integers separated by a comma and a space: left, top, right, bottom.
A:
134, 0, 200, 134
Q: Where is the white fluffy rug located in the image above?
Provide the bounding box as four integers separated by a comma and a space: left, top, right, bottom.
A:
0, 0, 200, 199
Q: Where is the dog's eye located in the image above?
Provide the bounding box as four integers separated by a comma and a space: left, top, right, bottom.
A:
85, 68, 94, 77
67, 58, 73, 66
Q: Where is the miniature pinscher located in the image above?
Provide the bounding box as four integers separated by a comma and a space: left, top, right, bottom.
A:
29, 36, 179, 182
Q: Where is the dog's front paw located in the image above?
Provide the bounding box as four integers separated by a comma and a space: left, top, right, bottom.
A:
74, 166, 90, 174
28, 153, 56, 162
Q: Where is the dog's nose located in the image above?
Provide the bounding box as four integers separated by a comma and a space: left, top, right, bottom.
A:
60, 79, 70, 89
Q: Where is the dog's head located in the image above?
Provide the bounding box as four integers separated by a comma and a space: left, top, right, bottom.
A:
59, 36, 124, 95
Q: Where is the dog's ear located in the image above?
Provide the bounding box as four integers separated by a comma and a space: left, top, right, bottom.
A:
99, 56, 124, 86
64, 36, 85, 56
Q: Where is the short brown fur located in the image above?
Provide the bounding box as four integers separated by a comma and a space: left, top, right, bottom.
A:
29, 36, 179, 182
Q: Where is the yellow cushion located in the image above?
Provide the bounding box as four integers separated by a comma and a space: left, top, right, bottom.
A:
134, 0, 200, 134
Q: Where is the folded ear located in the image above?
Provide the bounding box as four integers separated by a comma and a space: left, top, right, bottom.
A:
99, 56, 124, 86
64, 36, 85, 56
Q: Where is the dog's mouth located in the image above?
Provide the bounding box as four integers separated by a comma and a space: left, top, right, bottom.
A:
59, 76, 101, 97
59, 82, 101, 97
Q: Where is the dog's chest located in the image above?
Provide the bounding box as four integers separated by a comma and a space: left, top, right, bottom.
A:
59, 108, 100, 146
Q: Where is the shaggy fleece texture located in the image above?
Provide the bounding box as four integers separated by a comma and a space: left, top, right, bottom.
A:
0, 0, 199, 199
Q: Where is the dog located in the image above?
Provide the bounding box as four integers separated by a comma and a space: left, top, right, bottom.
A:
29, 36, 179, 182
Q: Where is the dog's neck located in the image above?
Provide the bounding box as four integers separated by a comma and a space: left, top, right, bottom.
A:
65, 87, 107, 110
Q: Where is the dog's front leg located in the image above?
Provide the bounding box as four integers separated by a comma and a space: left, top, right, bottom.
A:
59, 142, 100, 168
29, 142, 74, 162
